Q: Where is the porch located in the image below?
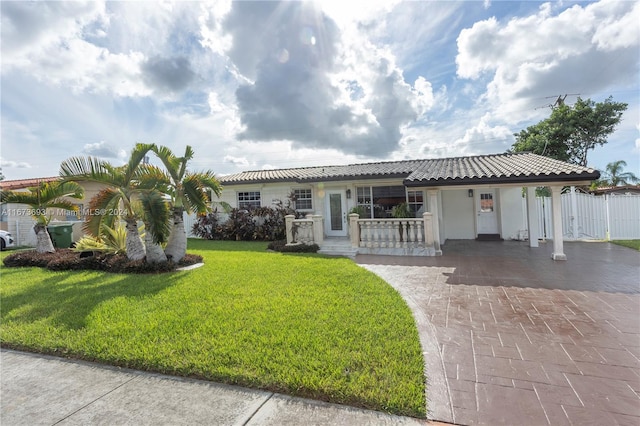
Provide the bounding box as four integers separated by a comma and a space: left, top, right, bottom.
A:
285, 213, 441, 257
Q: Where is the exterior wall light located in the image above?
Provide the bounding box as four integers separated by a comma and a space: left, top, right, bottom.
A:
346, 189, 352, 199
468, 189, 474, 198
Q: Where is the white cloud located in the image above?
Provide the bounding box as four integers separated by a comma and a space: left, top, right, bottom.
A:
0, 157, 32, 169
83, 141, 120, 158
223, 155, 250, 167
456, 0, 640, 123
219, 1, 428, 158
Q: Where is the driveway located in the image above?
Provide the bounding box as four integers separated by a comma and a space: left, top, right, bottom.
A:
357, 241, 640, 425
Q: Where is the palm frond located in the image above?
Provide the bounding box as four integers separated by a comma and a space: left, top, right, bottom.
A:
151, 144, 183, 183
134, 164, 172, 192
178, 145, 195, 179
139, 190, 171, 244
193, 170, 223, 197
182, 176, 209, 214
82, 187, 122, 238
122, 143, 156, 181
39, 181, 84, 201
180, 172, 223, 214
59, 156, 118, 184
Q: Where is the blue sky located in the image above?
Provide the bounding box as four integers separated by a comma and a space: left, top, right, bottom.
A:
1, 0, 638, 181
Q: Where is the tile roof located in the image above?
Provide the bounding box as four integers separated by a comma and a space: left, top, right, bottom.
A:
220, 153, 600, 186
0, 177, 59, 191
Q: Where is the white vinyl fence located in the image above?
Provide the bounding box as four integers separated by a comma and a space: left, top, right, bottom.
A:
183, 214, 199, 238
529, 191, 640, 241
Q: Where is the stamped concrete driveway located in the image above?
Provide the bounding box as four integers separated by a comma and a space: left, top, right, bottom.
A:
357, 241, 640, 426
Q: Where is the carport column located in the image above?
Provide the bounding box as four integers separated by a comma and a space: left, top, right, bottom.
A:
526, 187, 539, 248
549, 186, 567, 260
427, 190, 442, 255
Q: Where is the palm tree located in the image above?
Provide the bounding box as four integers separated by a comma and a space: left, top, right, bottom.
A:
152, 145, 222, 262
0, 180, 84, 253
605, 160, 639, 186
60, 143, 171, 262
138, 189, 171, 264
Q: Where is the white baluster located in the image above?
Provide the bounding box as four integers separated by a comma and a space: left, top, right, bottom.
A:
402, 220, 408, 248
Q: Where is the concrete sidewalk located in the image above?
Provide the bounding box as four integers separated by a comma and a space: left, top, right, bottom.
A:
1, 349, 439, 426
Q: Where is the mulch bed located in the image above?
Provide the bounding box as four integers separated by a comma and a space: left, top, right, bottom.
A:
3, 249, 202, 274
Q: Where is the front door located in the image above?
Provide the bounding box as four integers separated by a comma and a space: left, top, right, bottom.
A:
476, 189, 499, 235
325, 190, 347, 237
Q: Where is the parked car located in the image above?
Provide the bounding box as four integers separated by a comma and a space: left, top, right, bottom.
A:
0, 230, 15, 250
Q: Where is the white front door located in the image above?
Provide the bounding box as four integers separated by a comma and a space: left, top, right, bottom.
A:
325, 190, 348, 237
476, 189, 499, 234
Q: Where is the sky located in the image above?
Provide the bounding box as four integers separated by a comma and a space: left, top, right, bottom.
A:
1, 0, 639, 181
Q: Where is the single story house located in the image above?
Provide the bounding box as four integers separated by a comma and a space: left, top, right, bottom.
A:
217, 152, 600, 260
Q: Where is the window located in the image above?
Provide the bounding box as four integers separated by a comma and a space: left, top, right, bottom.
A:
480, 193, 494, 212
407, 191, 424, 217
293, 189, 313, 210
238, 191, 261, 209
356, 186, 406, 218
356, 187, 372, 218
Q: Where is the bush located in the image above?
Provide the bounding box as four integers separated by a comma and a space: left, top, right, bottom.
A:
3, 249, 203, 274
193, 205, 298, 242
191, 212, 224, 240
267, 240, 320, 253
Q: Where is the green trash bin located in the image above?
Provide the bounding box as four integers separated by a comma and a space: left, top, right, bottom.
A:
47, 224, 74, 248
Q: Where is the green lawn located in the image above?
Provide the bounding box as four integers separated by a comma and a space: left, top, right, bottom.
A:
611, 240, 640, 251
0, 240, 426, 417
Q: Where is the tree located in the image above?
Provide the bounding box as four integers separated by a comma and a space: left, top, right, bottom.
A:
0, 181, 84, 253
151, 145, 222, 262
511, 96, 628, 166
60, 143, 171, 262
593, 160, 639, 188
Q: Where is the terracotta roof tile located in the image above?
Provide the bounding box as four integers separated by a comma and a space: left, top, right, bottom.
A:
220, 153, 600, 186
0, 177, 59, 191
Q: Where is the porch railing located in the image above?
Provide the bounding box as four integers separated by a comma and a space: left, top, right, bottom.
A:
284, 215, 324, 246
349, 212, 436, 253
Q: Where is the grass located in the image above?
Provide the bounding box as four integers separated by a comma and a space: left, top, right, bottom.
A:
0, 239, 426, 417
611, 240, 640, 251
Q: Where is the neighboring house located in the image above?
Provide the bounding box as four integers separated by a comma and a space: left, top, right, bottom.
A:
589, 185, 640, 196
217, 152, 600, 260
0, 177, 106, 247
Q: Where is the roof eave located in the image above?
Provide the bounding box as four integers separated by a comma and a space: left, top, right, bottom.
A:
404, 172, 601, 187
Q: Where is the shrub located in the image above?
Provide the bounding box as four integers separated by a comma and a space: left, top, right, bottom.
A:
191, 212, 224, 240
267, 240, 320, 253
193, 205, 295, 242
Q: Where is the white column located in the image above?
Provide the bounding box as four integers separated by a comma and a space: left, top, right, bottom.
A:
427, 189, 442, 255
423, 212, 434, 246
550, 186, 566, 260
285, 215, 295, 245
526, 187, 539, 248
348, 213, 359, 248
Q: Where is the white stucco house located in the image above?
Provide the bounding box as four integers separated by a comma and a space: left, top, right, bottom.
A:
217, 152, 600, 260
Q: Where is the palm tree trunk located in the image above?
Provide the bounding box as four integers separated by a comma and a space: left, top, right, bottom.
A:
144, 229, 167, 264
164, 207, 187, 262
34, 224, 55, 253
125, 218, 146, 261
